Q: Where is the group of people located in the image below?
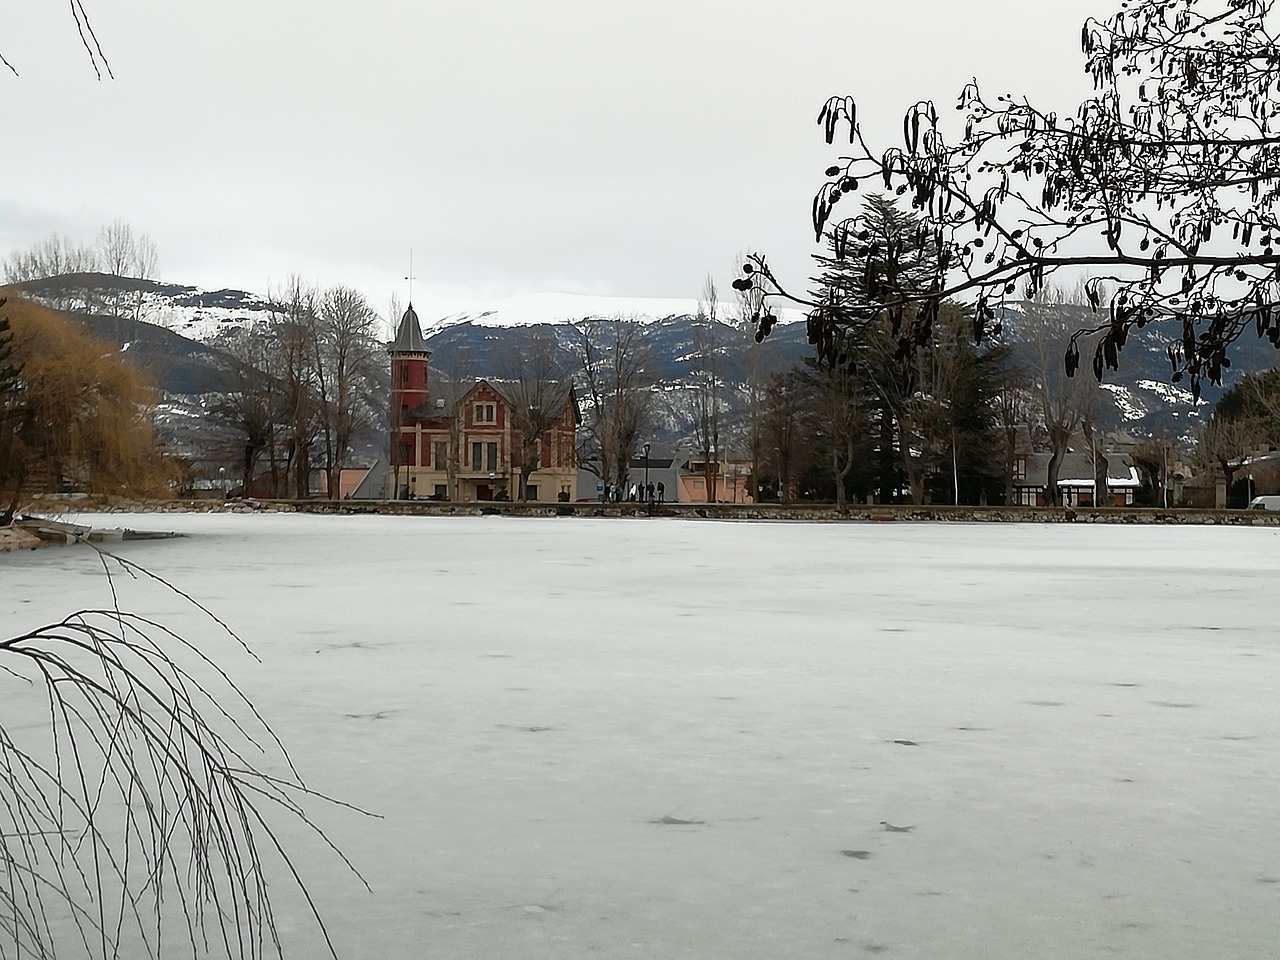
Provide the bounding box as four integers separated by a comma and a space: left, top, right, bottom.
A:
602, 481, 664, 503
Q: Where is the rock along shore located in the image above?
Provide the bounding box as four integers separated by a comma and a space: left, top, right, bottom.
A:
12, 495, 1280, 527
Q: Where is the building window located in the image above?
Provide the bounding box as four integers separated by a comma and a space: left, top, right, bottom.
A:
486, 442, 498, 471
525, 484, 538, 501
433, 441, 448, 469
474, 403, 496, 423
1014, 455, 1028, 481
399, 442, 412, 465
471, 442, 483, 471
434, 484, 448, 499
399, 365, 409, 385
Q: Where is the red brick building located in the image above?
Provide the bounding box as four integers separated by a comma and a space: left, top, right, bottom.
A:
387, 305, 578, 501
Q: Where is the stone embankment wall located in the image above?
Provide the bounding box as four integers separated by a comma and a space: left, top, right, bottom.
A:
16, 494, 1280, 525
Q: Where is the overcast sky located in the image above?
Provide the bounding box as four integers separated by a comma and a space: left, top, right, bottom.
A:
3, 1, 1115, 319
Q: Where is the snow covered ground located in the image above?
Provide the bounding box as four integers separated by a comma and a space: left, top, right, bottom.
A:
3, 514, 1279, 959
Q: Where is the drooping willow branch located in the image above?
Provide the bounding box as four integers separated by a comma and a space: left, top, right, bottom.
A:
1, 1, 113, 78
0, 547, 372, 959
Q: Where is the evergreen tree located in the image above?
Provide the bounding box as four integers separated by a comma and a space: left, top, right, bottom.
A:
804, 197, 1010, 504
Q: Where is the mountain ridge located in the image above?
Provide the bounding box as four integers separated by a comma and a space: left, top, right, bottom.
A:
11, 273, 1280, 447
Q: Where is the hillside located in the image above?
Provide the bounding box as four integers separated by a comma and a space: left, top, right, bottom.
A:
14, 274, 1280, 459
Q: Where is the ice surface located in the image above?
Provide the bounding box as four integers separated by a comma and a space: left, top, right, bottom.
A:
2, 514, 1279, 959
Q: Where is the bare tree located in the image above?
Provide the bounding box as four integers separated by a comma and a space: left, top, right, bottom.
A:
502, 328, 571, 501
1198, 415, 1260, 500
689, 277, 723, 501
211, 327, 283, 496
574, 317, 656, 497
266, 278, 320, 499
1131, 435, 1179, 506
1, 1, 110, 77
94, 220, 159, 331
1196, 367, 1280, 501
809, 357, 864, 514
760, 369, 812, 503
1, 551, 365, 960
313, 287, 382, 499
743, 0, 1280, 396
386, 293, 404, 343
3, 234, 101, 312
1021, 294, 1104, 506
423, 335, 480, 501
989, 350, 1037, 505
3, 234, 99, 283
730, 256, 770, 497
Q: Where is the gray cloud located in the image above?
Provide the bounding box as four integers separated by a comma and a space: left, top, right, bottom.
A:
4, 1, 1112, 311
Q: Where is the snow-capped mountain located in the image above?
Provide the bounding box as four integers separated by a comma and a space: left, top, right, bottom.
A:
7, 274, 275, 342
421, 291, 805, 336
140, 286, 274, 341
11, 273, 1275, 446
10, 274, 803, 343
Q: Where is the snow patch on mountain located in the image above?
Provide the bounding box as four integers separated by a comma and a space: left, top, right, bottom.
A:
1135, 378, 1207, 407
123, 284, 803, 344
141, 287, 274, 342
1099, 383, 1147, 421
419, 292, 804, 336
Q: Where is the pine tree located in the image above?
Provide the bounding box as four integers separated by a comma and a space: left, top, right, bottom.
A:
806, 197, 1009, 504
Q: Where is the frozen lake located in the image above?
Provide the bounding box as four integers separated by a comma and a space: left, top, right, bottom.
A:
3, 513, 1279, 959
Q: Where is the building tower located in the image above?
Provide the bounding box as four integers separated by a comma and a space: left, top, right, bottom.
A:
388, 303, 430, 498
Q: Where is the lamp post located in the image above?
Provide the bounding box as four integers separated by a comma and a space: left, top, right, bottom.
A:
643, 442, 651, 517
218, 466, 227, 500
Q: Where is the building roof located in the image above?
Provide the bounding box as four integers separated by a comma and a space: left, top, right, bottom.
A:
398, 377, 579, 426
1017, 452, 1142, 489
475, 379, 580, 424
389, 303, 430, 355
349, 457, 388, 499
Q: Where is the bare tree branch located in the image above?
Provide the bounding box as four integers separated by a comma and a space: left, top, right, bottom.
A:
743, 0, 1280, 397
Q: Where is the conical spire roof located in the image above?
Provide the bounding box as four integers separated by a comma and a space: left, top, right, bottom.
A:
389, 303, 430, 354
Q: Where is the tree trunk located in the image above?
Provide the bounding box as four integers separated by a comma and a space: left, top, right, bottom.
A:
1218, 459, 1236, 503
1094, 448, 1109, 507
833, 440, 852, 517
1, 470, 24, 526
951, 436, 959, 505
896, 414, 926, 505
241, 442, 260, 498
269, 435, 284, 498
878, 405, 894, 504
1003, 425, 1017, 505
1045, 446, 1065, 507
1043, 422, 1072, 507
